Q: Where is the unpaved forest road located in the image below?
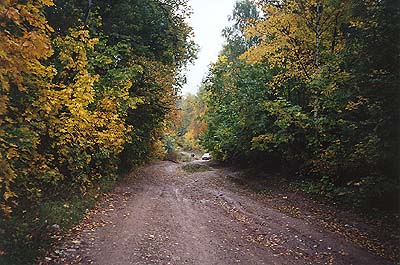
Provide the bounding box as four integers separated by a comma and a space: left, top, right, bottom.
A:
44, 160, 396, 265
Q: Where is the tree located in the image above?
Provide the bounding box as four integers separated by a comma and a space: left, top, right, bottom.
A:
1, 1, 196, 262
221, 0, 259, 60
202, 1, 272, 162
0, 0, 56, 215
202, 0, 400, 209
178, 89, 207, 151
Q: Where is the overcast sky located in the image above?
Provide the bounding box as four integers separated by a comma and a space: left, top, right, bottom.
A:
181, 0, 237, 95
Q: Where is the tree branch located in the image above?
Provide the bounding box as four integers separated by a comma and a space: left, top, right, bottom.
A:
84, 0, 93, 27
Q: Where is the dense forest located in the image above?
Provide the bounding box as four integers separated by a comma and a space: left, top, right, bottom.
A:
181, 0, 399, 211
1, 0, 399, 263
0, 0, 195, 262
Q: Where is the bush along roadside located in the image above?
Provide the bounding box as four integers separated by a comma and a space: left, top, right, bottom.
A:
0, 180, 115, 265
0, 0, 196, 264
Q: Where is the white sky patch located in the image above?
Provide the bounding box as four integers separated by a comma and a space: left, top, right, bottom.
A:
181, 0, 237, 95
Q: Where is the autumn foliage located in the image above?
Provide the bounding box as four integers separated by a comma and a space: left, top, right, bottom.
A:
0, 3, 195, 259
201, 0, 399, 210
1, 0, 195, 262
1, 0, 56, 215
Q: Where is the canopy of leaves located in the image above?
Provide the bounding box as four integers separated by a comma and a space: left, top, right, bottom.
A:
0, 0, 196, 262
201, 0, 399, 211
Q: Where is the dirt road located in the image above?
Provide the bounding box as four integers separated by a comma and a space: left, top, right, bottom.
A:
44, 160, 396, 265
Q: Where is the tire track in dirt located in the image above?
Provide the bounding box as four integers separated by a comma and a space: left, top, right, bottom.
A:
41, 161, 395, 265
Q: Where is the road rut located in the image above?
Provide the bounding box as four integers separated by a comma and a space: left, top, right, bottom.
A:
43, 161, 395, 265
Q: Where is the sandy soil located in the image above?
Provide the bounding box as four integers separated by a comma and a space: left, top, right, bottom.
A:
41, 160, 396, 265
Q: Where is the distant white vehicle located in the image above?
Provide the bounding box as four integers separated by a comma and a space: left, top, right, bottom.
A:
201, 153, 211, 160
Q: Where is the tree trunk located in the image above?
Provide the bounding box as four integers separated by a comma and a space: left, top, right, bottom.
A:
313, 0, 322, 121
84, 0, 93, 26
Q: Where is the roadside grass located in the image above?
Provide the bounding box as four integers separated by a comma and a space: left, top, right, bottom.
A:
181, 163, 210, 173
0, 178, 116, 265
177, 152, 194, 162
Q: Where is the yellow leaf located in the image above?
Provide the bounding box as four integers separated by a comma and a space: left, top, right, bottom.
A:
3, 191, 16, 200
6, 148, 19, 159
